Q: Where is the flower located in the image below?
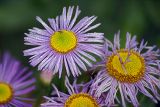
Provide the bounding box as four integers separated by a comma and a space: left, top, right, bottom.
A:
40, 70, 54, 85
41, 77, 106, 107
91, 32, 160, 107
23, 6, 104, 78
0, 52, 35, 107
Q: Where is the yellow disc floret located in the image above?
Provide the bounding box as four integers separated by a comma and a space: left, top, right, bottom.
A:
50, 30, 77, 54
106, 49, 145, 83
64, 93, 99, 107
0, 82, 13, 104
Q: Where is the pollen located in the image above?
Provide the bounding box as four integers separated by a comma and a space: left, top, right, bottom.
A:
0, 82, 13, 104
106, 49, 145, 83
50, 30, 77, 54
64, 93, 99, 107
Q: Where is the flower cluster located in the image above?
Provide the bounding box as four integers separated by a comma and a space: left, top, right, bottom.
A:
24, 6, 160, 107
1, 5, 160, 107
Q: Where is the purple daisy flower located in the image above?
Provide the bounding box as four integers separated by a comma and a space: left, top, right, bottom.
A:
0, 52, 35, 107
41, 77, 106, 107
23, 6, 104, 78
91, 32, 160, 107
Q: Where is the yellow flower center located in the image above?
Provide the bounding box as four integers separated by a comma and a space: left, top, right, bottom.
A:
64, 93, 99, 107
106, 49, 145, 83
50, 30, 77, 54
0, 82, 13, 104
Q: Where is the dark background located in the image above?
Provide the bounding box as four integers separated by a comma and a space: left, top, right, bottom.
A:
0, 0, 160, 107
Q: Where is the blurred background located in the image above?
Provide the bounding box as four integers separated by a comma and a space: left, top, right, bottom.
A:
0, 0, 160, 107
